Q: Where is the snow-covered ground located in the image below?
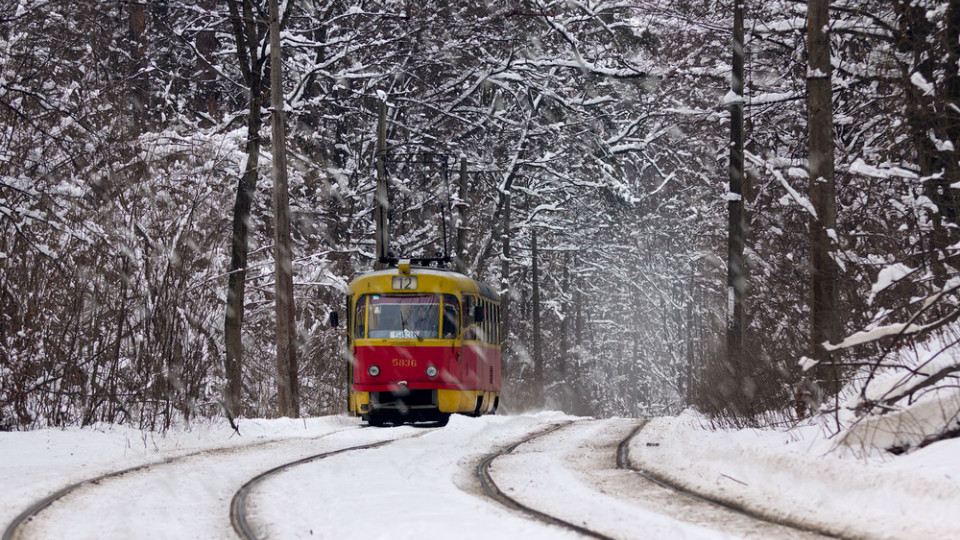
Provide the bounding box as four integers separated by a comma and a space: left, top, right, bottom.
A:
631, 412, 960, 540
2, 411, 958, 539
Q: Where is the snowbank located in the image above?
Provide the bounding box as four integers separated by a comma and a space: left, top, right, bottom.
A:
0, 416, 354, 529
630, 411, 960, 540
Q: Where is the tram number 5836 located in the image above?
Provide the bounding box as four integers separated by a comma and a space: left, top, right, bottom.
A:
392, 358, 417, 368
392, 276, 418, 290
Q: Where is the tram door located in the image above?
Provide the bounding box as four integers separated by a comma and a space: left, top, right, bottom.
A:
462, 295, 484, 390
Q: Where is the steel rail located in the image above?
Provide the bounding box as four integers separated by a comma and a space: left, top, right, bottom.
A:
1, 426, 361, 540
230, 432, 428, 540
476, 420, 618, 540
3, 457, 168, 540
616, 420, 845, 539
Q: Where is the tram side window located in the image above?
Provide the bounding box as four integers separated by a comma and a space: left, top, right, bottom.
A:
354, 296, 367, 338
498, 304, 503, 344
442, 294, 459, 339
489, 300, 495, 344
482, 298, 491, 344
346, 295, 353, 336
464, 295, 477, 341
476, 298, 486, 343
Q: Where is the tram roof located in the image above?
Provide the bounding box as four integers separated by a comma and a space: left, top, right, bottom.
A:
348, 265, 500, 301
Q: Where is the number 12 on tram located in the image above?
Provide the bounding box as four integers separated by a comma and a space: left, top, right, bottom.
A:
332, 261, 501, 426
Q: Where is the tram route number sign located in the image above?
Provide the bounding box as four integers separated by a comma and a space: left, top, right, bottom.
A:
392, 276, 418, 290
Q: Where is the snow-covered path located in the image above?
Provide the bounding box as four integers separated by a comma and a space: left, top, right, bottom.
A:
244, 413, 580, 539
631, 414, 960, 540
4, 418, 414, 539
489, 418, 823, 539
3, 412, 958, 539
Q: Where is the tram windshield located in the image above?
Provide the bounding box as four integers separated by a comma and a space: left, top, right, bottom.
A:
356, 294, 460, 340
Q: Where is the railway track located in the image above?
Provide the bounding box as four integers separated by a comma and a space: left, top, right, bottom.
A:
1, 426, 363, 540
476, 420, 617, 540
617, 422, 845, 539
3, 453, 175, 540
479, 419, 839, 540
230, 435, 416, 540
5, 417, 848, 539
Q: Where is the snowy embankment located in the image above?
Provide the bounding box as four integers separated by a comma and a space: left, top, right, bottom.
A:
630, 411, 960, 540
0, 415, 362, 537
2, 409, 958, 539
248, 412, 579, 539
1, 412, 583, 539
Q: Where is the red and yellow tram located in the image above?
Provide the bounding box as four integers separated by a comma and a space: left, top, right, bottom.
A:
340, 260, 501, 426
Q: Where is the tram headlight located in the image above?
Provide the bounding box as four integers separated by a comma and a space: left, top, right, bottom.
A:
426, 365, 438, 378
368, 365, 380, 377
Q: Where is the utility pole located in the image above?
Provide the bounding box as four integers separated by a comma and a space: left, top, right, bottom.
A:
807, 0, 840, 395
375, 100, 390, 269
269, 0, 299, 417
727, 0, 747, 380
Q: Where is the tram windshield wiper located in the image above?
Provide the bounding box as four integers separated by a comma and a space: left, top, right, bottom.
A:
399, 309, 423, 341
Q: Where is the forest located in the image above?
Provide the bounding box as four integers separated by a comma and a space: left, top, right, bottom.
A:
1, 0, 959, 449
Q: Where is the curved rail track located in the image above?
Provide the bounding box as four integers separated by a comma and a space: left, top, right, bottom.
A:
6, 418, 848, 540
3, 454, 175, 540
476, 420, 618, 540
480, 419, 840, 540
1, 426, 362, 540
618, 421, 843, 539
230, 436, 411, 540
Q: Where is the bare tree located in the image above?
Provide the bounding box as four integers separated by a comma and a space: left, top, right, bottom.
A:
727, 0, 746, 379
807, 0, 840, 395
223, 0, 265, 418
269, 0, 299, 417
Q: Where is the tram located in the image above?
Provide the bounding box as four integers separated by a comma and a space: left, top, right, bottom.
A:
334, 259, 501, 426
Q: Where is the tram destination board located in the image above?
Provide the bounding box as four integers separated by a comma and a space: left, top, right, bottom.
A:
392, 276, 417, 290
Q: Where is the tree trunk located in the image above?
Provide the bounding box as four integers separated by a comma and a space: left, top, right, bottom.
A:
896, 1, 960, 279
375, 100, 390, 269
532, 230, 542, 404
501, 190, 511, 345
560, 253, 569, 378
223, 0, 263, 419
270, 0, 299, 418
456, 157, 468, 273
807, 0, 840, 395
685, 269, 695, 405
727, 0, 746, 382
195, 0, 220, 125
